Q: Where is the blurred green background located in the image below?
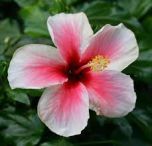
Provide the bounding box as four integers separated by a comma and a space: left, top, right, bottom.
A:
0, 0, 152, 146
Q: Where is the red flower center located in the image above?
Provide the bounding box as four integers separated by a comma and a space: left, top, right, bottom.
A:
65, 55, 110, 82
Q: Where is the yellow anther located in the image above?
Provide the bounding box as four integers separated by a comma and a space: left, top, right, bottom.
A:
88, 55, 110, 71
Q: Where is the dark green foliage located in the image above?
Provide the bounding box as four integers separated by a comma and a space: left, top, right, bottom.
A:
0, 0, 152, 145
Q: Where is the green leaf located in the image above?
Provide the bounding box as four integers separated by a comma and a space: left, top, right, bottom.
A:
0, 19, 20, 54
138, 49, 152, 62
129, 109, 152, 141
40, 143, 52, 146
14, 0, 37, 7
7, 89, 30, 105
40, 142, 52, 146
83, 1, 116, 17
82, 1, 142, 32
143, 16, 152, 32
120, 138, 150, 146
2, 113, 44, 146
20, 6, 50, 37
0, 60, 7, 77
113, 118, 133, 138
40, 139, 74, 146
125, 48, 152, 84
118, 0, 152, 18
125, 63, 152, 84
48, 0, 69, 14
131, 109, 152, 128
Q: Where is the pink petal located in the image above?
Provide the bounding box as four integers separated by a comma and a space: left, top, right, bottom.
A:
81, 23, 139, 71
82, 71, 136, 117
47, 12, 93, 64
38, 82, 89, 137
8, 44, 67, 89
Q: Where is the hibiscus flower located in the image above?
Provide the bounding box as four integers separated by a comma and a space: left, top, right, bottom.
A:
8, 12, 139, 137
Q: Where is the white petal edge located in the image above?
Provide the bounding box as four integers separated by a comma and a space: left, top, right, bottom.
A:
83, 71, 137, 117
81, 23, 139, 71
37, 83, 89, 137
8, 44, 67, 89
47, 12, 93, 57
106, 23, 139, 71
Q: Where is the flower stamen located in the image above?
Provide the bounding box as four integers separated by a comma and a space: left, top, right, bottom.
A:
75, 55, 110, 74
88, 55, 110, 71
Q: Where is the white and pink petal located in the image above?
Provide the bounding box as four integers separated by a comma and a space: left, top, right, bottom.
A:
8, 44, 67, 89
47, 12, 93, 63
81, 23, 139, 71
38, 82, 89, 137
82, 71, 136, 117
